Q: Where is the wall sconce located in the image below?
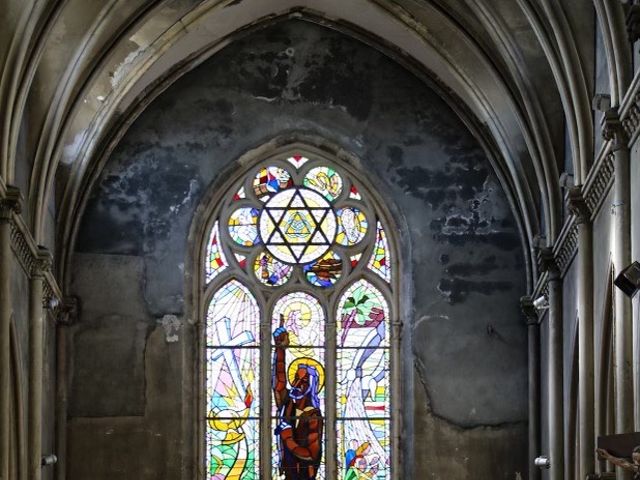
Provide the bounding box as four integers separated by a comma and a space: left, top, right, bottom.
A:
534, 455, 551, 469
614, 261, 640, 298
41, 454, 57, 467
533, 296, 549, 311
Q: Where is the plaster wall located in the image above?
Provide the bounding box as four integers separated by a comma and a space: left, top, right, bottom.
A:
68, 20, 527, 479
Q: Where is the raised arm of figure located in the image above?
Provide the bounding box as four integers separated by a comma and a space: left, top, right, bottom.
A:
272, 314, 289, 408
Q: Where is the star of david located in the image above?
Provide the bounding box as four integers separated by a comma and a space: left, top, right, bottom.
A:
259, 188, 336, 263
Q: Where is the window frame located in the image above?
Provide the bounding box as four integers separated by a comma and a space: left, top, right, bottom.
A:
194, 142, 402, 480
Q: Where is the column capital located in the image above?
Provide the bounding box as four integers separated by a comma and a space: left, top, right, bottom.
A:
0, 185, 22, 221
32, 246, 53, 278
537, 247, 559, 277
520, 296, 539, 325
627, 4, 640, 43
566, 186, 591, 224
56, 296, 79, 326
602, 107, 628, 151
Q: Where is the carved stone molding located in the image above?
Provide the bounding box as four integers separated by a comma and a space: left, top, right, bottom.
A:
583, 152, 614, 220
537, 247, 558, 276
33, 247, 53, 277
554, 220, 578, 275
520, 296, 539, 326
627, 4, 640, 44
566, 186, 591, 224
1, 184, 63, 310
603, 108, 628, 151
0, 185, 22, 221
622, 92, 640, 139
10, 221, 35, 277
56, 297, 79, 326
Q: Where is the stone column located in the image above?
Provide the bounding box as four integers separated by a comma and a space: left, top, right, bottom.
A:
541, 249, 564, 480
28, 248, 52, 480
568, 187, 595, 479
604, 108, 633, 480
0, 187, 21, 480
54, 297, 77, 480
521, 296, 541, 480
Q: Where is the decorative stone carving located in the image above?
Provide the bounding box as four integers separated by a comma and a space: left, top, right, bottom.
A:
520, 296, 538, 325
537, 247, 558, 276
56, 297, 79, 326
33, 247, 53, 277
627, 4, 640, 44
554, 221, 578, 275
622, 92, 640, 139
0, 185, 22, 221
584, 153, 614, 216
567, 186, 591, 224
1, 184, 63, 310
603, 108, 628, 151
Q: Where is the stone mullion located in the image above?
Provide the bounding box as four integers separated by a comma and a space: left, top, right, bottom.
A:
260, 310, 271, 480
326, 311, 337, 480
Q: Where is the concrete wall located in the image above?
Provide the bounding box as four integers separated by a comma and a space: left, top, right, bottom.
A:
68, 20, 528, 479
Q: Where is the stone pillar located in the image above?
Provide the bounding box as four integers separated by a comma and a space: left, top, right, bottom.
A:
54, 297, 77, 480
521, 296, 541, 480
0, 187, 21, 480
541, 249, 564, 480
28, 248, 52, 480
568, 187, 595, 479
604, 108, 633, 480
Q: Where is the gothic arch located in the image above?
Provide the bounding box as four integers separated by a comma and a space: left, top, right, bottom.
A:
186, 138, 405, 479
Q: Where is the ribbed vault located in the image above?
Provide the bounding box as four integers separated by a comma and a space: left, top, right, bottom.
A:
0, 0, 631, 292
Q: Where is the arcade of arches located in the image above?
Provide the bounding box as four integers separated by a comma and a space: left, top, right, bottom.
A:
0, 1, 639, 479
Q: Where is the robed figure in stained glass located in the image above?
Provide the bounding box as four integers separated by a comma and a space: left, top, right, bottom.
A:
273, 314, 323, 479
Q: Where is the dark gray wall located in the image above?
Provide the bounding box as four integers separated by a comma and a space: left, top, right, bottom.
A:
69, 20, 528, 479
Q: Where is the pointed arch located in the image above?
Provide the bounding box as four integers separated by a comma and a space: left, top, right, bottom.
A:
191, 139, 402, 480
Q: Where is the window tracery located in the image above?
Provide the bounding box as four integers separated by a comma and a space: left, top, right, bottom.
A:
202, 150, 395, 480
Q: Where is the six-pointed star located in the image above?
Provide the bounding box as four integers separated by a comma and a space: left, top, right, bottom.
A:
259, 188, 337, 263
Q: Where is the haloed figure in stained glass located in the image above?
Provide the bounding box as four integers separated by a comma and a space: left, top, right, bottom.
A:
205, 153, 393, 480
273, 313, 323, 480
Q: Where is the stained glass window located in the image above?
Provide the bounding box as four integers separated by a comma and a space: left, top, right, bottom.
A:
367, 222, 391, 283
206, 281, 260, 480
202, 151, 395, 480
336, 281, 391, 479
206, 221, 228, 283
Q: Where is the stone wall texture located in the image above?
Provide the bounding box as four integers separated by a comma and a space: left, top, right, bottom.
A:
69, 20, 528, 479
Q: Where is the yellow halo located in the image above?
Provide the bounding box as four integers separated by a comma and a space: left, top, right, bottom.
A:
288, 357, 325, 393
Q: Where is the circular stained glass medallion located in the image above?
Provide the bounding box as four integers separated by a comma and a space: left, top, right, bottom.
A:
335, 207, 368, 246
303, 166, 343, 202
254, 252, 293, 286
304, 250, 342, 287
252, 166, 292, 200
228, 207, 260, 246
259, 188, 337, 264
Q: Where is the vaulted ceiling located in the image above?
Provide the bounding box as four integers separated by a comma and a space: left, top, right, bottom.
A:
0, 0, 629, 289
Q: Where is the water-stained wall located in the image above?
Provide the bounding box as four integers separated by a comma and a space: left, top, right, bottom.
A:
68, 20, 527, 479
